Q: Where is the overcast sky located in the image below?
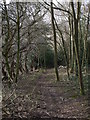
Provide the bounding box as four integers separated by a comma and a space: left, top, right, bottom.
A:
0, 0, 89, 5
4, 0, 63, 4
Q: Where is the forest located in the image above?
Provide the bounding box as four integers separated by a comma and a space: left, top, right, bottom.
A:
0, 0, 90, 119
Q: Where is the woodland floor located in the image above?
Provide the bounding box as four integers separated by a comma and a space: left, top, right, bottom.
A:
2, 68, 89, 119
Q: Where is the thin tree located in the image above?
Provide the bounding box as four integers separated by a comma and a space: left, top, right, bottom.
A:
55, 20, 70, 79
71, 1, 85, 95
3, 0, 11, 80
15, 2, 20, 83
51, 0, 59, 81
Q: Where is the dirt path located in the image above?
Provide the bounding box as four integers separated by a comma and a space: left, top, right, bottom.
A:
28, 70, 88, 118
3, 69, 89, 119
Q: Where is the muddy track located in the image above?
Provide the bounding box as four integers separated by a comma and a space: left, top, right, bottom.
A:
27, 70, 88, 118
2, 69, 89, 119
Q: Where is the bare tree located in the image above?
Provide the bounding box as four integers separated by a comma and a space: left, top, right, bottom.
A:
51, 0, 59, 81
71, 1, 84, 95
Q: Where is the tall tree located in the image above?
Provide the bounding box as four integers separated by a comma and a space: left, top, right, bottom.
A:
51, 1, 59, 81
15, 2, 20, 83
3, 0, 11, 80
55, 20, 70, 79
71, 1, 85, 95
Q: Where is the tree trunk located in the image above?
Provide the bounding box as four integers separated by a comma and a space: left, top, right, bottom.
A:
54, 19, 70, 79
71, 1, 85, 95
51, 1, 59, 81
15, 3, 20, 83
25, 53, 28, 73
44, 47, 46, 69
68, 12, 72, 69
3, 0, 11, 80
